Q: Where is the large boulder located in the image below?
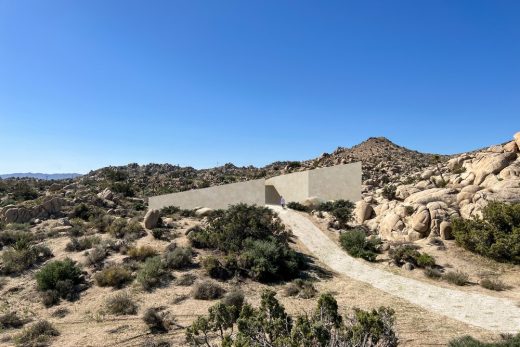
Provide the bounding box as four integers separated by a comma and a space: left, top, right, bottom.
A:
404, 188, 457, 206
471, 152, 517, 185
302, 196, 325, 209
144, 209, 161, 229
97, 188, 114, 200
440, 221, 453, 240
379, 213, 405, 239
2, 207, 33, 224
504, 140, 519, 153
195, 207, 214, 217
515, 131, 520, 150
354, 201, 374, 223
411, 206, 430, 235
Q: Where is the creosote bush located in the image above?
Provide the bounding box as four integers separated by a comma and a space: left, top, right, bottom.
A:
453, 202, 520, 264
186, 290, 397, 347
108, 218, 144, 240
189, 204, 306, 282
95, 264, 133, 288
137, 257, 168, 291
339, 229, 380, 262
480, 278, 507, 291
192, 280, 225, 300
105, 292, 138, 315
127, 246, 158, 261
176, 273, 196, 286
65, 236, 101, 252
163, 246, 193, 270
284, 279, 317, 298
443, 271, 469, 286
1, 244, 52, 275
15, 320, 59, 347
143, 308, 168, 333
35, 259, 83, 305
390, 244, 435, 268
0, 312, 26, 329
424, 267, 443, 279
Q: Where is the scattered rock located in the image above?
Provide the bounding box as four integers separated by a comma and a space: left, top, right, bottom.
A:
144, 209, 161, 229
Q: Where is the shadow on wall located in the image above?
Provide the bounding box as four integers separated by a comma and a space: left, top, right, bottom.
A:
265, 185, 282, 205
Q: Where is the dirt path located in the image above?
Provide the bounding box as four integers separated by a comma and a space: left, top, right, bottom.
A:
270, 205, 520, 334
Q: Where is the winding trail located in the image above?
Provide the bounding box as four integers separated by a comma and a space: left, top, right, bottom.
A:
270, 205, 520, 334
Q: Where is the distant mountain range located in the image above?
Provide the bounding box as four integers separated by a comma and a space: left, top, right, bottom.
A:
0, 173, 82, 180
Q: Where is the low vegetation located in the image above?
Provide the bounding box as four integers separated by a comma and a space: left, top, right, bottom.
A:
286, 201, 309, 212
443, 271, 469, 286
137, 257, 168, 291
317, 199, 355, 229
94, 264, 133, 288
105, 292, 138, 315
339, 229, 381, 262
453, 202, 520, 264
449, 333, 520, 347
1, 243, 52, 275
192, 280, 225, 300
163, 246, 193, 269
14, 320, 59, 346
189, 204, 306, 282
284, 278, 317, 298
186, 290, 397, 347
390, 244, 436, 268
35, 259, 83, 306
480, 278, 507, 291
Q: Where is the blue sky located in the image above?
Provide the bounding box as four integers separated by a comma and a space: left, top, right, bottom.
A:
0, 0, 518, 174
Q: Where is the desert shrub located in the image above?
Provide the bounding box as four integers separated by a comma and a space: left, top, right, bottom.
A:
164, 246, 192, 269
35, 259, 82, 303
189, 204, 305, 282
186, 290, 397, 347
424, 267, 443, 279
339, 229, 380, 262
382, 184, 397, 200
110, 181, 135, 197
0, 311, 25, 329
108, 218, 144, 240
137, 257, 167, 291
1, 244, 53, 275
143, 308, 169, 333
480, 278, 507, 291
0, 230, 33, 248
12, 182, 38, 202
65, 236, 101, 252
176, 273, 196, 286
287, 202, 309, 212
453, 202, 520, 264
449, 333, 520, 346
14, 320, 59, 346
0, 277, 7, 289
72, 203, 102, 221
317, 199, 355, 228
142, 338, 171, 347
238, 237, 304, 282
95, 264, 133, 288
127, 246, 158, 261
192, 280, 225, 300
390, 244, 435, 268
444, 271, 469, 286
151, 228, 170, 241
105, 292, 138, 315
221, 289, 245, 315
85, 246, 108, 268
88, 214, 114, 233
284, 279, 317, 298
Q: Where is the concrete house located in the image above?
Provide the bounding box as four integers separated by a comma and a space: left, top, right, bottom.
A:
148, 162, 361, 210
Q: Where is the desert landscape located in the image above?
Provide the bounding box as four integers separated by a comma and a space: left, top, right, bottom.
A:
1, 132, 519, 346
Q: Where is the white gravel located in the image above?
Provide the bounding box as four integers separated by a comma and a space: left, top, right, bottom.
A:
271, 205, 520, 334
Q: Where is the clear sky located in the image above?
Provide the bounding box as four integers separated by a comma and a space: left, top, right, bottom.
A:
0, 1, 518, 174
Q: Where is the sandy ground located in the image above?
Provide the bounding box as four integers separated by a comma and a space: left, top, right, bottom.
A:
0, 214, 513, 346
271, 205, 520, 334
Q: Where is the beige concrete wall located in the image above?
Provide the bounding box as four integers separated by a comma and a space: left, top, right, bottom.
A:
308, 162, 362, 202
265, 171, 309, 203
148, 179, 265, 210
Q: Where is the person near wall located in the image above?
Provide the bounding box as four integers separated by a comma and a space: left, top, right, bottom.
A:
280, 196, 286, 209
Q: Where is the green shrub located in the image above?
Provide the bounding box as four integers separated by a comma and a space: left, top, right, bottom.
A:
189, 204, 306, 282
192, 280, 225, 300
480, 278, 507, 291
88, 214, 114, 233
444, 271, 469, 286
35, 259, 82, 302
163, 246, 192, 269
221, 289, 245, 315
95, 264, 133, 288
72, 203, 102, 221
85, 246, 108, 268
105, 292, 138, 315
390, 244, 435, 268
287, 202, 309, 212
339, 229, 380, 262
65, 236, 101, 252
449, 333, 520, 346
0, 230, 33, 248
14, 320, 59, 346
108, 218, 144, 240
382, 185, 397, 200
127, 246, 158, 261
453, 202, 520, 264
151, 228, 170, 240
186, 290, 397, 347
137, 257, 167, 291
317, 200, 355, 228
1, 244, 52, 275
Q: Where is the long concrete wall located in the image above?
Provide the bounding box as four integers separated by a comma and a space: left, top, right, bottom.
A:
265, 170, 309, 204
148, 178, 266, 210
308, 162, 362, 202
